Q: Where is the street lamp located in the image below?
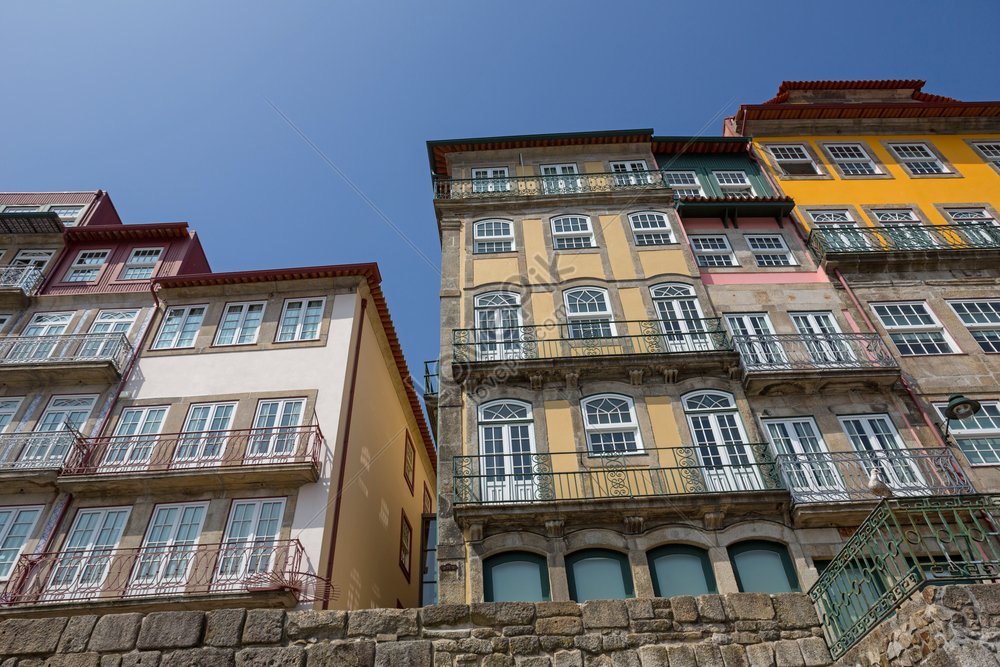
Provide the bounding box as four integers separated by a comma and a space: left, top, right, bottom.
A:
942, 394, 982, 438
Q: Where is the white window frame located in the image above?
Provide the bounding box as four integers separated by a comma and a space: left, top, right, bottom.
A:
540, 164, 580, 194
276, 297, 326, 342
948, 300, 1000, 354
216, 497, 286, 589
934, 400, 1000, 466
152, 305, 207, 350
174, 402, 238, 465
762, 417, 843, 497
712, 171, 755, 197
213, 301, 266, 347
0, 505, 43, 581
690, 235, 737, 267
824, 143, 881, 176
473, 219, 515, 254
768, 144, 821, 176
662, 170, 705, 197
807, 209, 856, 224
130, 501, 208, 595
746, 234, 796, 267
581, 394, 644, 456
629, 211, 675, 246
888, 142, 948, 175
471, 167, 511, 194
45, 205, 85, 227
609, 160, 651, 187
871, 208, 920, 223
0, 398, 23, 435
12, 249, 56, 271
46, 506, 131, 599
477, 399, 538, 503
550, 215, 596, 250
871, 302, 958, 356
563, 287, 615, 338
972, 141, 1000, 169
63, 249, 109, 283
0, 206, 40, 213
119, 247, 163, 281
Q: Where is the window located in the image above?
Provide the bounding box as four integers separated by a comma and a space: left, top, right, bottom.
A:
0, 398, 22, 433
277, 298, 325, 342
82, 309, 137, 358
478, 400, 536, 503
872, 302, 956, 355
48, 206, 84, 226
175, 402, 236, 464
763, 417, 842, 497
662, 171, 704, 197
120, 248, 162, 280
11, 249, 55, 271
871, 208, 919, 223
582, 394, 642, 455
610, 161, 650, 187
50, 507, 130, 596
566, 549, 634, 601
214, 302, 265, 346
682, 390, 759, 492
935, 401, 1000, 466
550, 215, 595, 249
888, 142, 948, 175
713, 171, 755, 197
484, 552, 550, 602
1, 206, 39, 213
648, 545, 717, 597
64, 250, 109, 282
807, 209, 854, 224
943, 209, 1000, 246
650, 283, 714, 352
839, 414, 922, 489
471, 167, 510, 194
19, 396, 97, 466
132, 502, 207, 591
949, 300, 1000, 353
768, 144, 820, 175
824, 143, 880, 176
540, 164, 580, 194
972, 142, 1000, 169
218, 498, 285, 588
629, 211, 675, 246
248, 398, 305, 460
729, 541, 799, 593
103, 406, 168, 470
945, 208, 996, 226
690, 235, 737, 267
399, 510, 413, 581
564, 287, 614, 338
0, 506, 42, 580
422, 483, 433, 515
746, 235, 796, 267
473, 219, 515, 254
403, 431, 415, 494
473, 292, 523, 361
152, 306, 206, 349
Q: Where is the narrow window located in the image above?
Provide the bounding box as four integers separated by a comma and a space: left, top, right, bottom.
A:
218, 498, 285, 586
564, 287, 614, 338
152, 306, 206, 349
0, 506, 43, 580
648, 545, 717, 597
690, 235, 737, 267
214, 302, 266, 346
839, 414, 922, 489
712, 171, 755, 197
551, 215, 595, 249
662, 171, 704, 197
888, 142, 948, 175
478, 400, 536, 503
0, 398, 23, 433
825, 143, 880, 175
728, 541, 800, 593
403, 431, 416, 494
473, 292, 523, 361
540, 164, 580, 194
484, 552, 550, 602
872, 302, 955, 355
132, 502, 207, 592
399, 510, 413, 581
935, 400, 1000, 466
629, 211, 675, 246
103, 406, 168, 470
120, 248, 163, 280
277, 298, 325, 342
473, 219, 515, 254
566, 549, 634, 601
175, 402, 237, 464
82, 309, 138, 358
422, 483, 433, 515
768, 144, 819, 175
746, 235, 796, 267
949, 300, 1000, 353
471, 167, 510, 194
64, 250, 109, 282
682, 390, 760, 492
582, 394, 642, 455
610, 161, 651, 187
50, 507, 131, 595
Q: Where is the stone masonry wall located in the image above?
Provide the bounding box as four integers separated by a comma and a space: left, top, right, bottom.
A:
0, 593, 831, 667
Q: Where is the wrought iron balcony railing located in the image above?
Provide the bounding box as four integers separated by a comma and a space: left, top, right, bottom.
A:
433, 170, 668, 200
774, 448, 972, 506
423, 360, 439, 399
0, 265, 44, 294
0, 432, 77, 472
0, 538, 330, 607
453, 445, 783, 506
808, 223, 1000, 257
62, 425, 323, 477
809, 494, 1000, 659
0, 333, 133, 372
731, 333, 898, 373
453, 319, 732, 364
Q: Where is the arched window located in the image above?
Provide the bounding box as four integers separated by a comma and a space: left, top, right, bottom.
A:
478, 400, 537, 502
474, 219, 515, 254
649, 283, 713, 352
682, 391, 760, 492
551, 215, 595, 250
647, 545, 717, 597
563, 287, 614, 339
629, 211, 675, 246
728, 541, 800, 593
581, 394, 642, 455
473, 292, 523, 361
484, 552, 550, 602
566, 549, 634, 602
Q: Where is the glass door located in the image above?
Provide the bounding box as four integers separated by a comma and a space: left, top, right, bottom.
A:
80, 310, 137, 358
683, 392, 761, 492
651, 284, 712, 352
726, 314, 786, 368
246, 399, 305, 462
472, 167, 510, 194
46, 507, 130, 600
215, 499, 285, 590
474, 293, 523, 361
611, 161, 650, 187
840, 415, 925, 494
18, 395, 96, 468
173, 403, 236, 467
101, 407, 167, 471
9, 312, 71, 361
791, 312, 855, 366
763, 418, 844, 500
541, 164, 580, 194
129, 503, 206, 596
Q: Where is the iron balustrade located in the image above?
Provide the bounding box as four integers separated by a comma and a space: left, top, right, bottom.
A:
808, 222, 1000, 257
0, 432, 77, 472
453, 445, 783, 505
0, 539, 324, 606
423, 360, 439, 398
809, 495, 1000, 659
0, 333, 133, 371
62, 425, 323, 476
773, 448, 973, 506
731, 333, 898, 373
433, 170, 668, 200
0, 265, 43, 294
453, 319, 731, 363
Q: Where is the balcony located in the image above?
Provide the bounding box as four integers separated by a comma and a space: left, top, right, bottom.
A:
0, 266, 44, 304
774, 447, 974, 526
808, 223, 1000, 271
0, 333, 133, 385
59, 425, 323, 493
433, 171, 671, 204
0, 539, 331, 614
0, 432, 76, 491
809, 494, 999, 659
0, 210, 63, 235
731, 333, 900, 394
452, 320, 737, 388
423, 360, 439, 438
452, 445, 786, 528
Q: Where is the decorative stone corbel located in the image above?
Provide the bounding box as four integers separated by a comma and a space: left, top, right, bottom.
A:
628, 368, 644, 386
545, 519, 565, 539
703, 511, 725, 530
530, 373, 545, 390
660, 367, 679, 384
468, 523, 484, 542
624, 516, 645, 535
565, 371, 580, 390
728, 365, 742, 380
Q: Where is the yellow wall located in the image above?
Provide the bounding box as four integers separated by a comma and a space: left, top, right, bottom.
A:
753, 134, 1000, 228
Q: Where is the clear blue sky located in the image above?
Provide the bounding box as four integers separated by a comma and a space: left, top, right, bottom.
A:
3, 1, 998, 398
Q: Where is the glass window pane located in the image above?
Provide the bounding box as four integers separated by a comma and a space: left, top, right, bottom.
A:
568, 551, 632, 601
489, 560, 545, 602
649, 549, 714, 597
730, 542, 798, 593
